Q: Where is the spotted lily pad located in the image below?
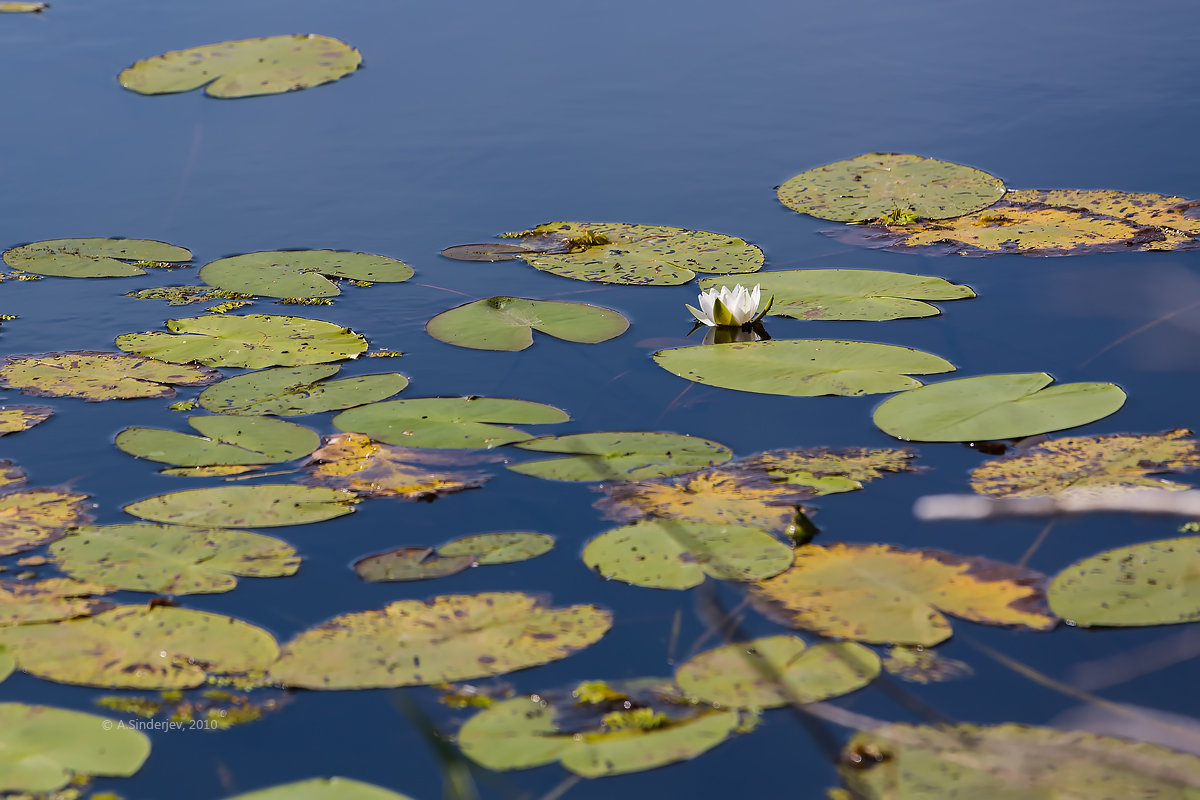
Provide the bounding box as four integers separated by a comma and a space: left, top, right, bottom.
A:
270, 592, 611, 689
50, 524, 300, 594
198, 364, 408, 416
124, 485, 357, 528
0, 460, 25, 490
221, 778, 417, 800
1008, 189, 1200, 248
115, 314, 369, 368
119, 34, 362, 98
700, 269, 974, 321
675, 635, 879, 707
777, 153, 1005, 223
653, 340, 955, 396
125, 285, 255, 306
737, 446, 919, 494
0, 352, 220, 401
302, 432, 490, 499
200, 250, 413, 299
882, 645, 974, 683
0, 489, 95, 557
3, 238, 191, 278
0, 405, 52, 435
115, 415, 320, 466
437, 531, 555, 564
0, 703, 150, 792
583, 519, 793, 589
509, 431, 732, 481
426, 296, 628, 351
353, 547, 475, 582
0, 605, 279, 688
0, 578, 113, 627
873, 373, 1128, 442
333, 396, 569, 449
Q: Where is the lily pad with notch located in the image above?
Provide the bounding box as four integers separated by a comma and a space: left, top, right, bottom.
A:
3, 238, 191, 278
200, 250, 413, 299
333, 396, 569, 449
115, 415, 320, 467
509, 431, 732, 481
198, 364, 408, 416
426, 296, 628, 351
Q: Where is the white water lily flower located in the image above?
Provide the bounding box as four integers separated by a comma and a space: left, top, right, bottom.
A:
686, 283, 772, 327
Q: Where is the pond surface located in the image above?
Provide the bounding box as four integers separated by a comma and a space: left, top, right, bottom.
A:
3, 0, 1200, 797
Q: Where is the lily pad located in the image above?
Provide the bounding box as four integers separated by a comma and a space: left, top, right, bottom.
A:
0, 460, 25, 490
222, 778, 417, 800
332, 396, 569, 449
125, 285, 254, 306
777, 153, 1005, 223
0, 647, 11, 682
0, 405, 52, 435
675, 635, 879, 707
270, 592, 611, 689
1048, 536, 1200, 627
700, 269, 974, 321
0, 605, 278, 688
458, 679, 749, 777
302, 432, 489, 499
971, 429, 1200, 498
583, 519, 793, 589
437, 532, 555, 564
882, 645, 974, 684
200, 250, 413, 299
115, 415, 320, 466
737, 446, 919, 494
653, 340, 955, 396
124, 485, 357, 528
0, 351, 220, 401
3, 238, 191, 278
50, 524, 300, 594
198, 364, 408, 416
119, 34, 362, 98
509, 431, 732, 481
353, 547, 475, 582
0, 3, 49, 11
0, 578, 113, 627
0, 489, 95, 557
1008, 189, 1200, 250
440, 243, 531, 261
873, 373, 1128, 442
115, 314, 369, 368
749, 543, 1056, 646
0, 703, 150, 792
426, 296, 628, 351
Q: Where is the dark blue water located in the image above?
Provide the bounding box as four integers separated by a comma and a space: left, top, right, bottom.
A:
3, 0, 1200, 797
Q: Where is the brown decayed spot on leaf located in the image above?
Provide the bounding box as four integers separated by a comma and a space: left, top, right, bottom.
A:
0, 489, 95, 557
301, 432, 490, 500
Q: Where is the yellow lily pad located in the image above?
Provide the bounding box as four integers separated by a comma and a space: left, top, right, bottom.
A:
302, 432, 490, 499
0, 352, 219, 401
0, 405, 53, 436
0, 578, 113, 627
0, 488, 95, 557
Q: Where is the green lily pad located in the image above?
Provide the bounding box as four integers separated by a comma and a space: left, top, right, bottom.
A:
119, 34, 362, 98
270, 592, 611, 689
509, 431, 732, 481
198, 365, 408, 416
124, 485, 357, 528
3, 238, 191, 278
700, 269, 975, 321
0, 405, 53, 436
873, 373, 1128, 442
115, 314, 369, 368
674, 635, 879, 707
200, 250, 413, 299
115, 415, 320, 466
0, 647, 12, 682
0, 351, 220, 401
1048, 536, 1200, 627
437, 531, 555, 564
777, 153, 1006, 223
0, 703, 150, 792
0, 489, 95, 557
426, 296, 628, 351
583, 519, 793, 590
222, 778, 417, 800
332, 396, 569, 449
0, 605, 278, 688
50, 524, 300, 594
125, 285, 255, 306
1, 578, 114, 627
458, 679, 750, 777
653, 340, 955, 397
353, 546, 475, 582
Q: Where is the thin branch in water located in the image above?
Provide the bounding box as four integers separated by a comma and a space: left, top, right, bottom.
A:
1068, 627, 1200, 692
666, 607, 682, 666
1078, 297, 1200, 368
1017, 519, 1057, 567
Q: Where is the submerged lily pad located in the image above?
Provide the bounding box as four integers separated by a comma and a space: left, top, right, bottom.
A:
51, 524, 300, 594
509, 431, 732, 481
426, 297, 628, 351
749, 543, 1056, 646
3, 238, 191, 278
200, 250, 413, 299
198, 364, 408, 416
0, 605, 278, 688
115, 415, 320, 466
583, 519, 793, 589
873, 373, 1127, 442
700, 269, 974, 321
119, 34, 362, 98
0, 352, 219, 401
124, 485, 357, 528
675, 635, 879, 707
437, 531, 555, 564
0, 405, 52, 436
458, 679, 750, 777
0, 489, 95, 557
882, 645, 974, 684
777, 153, 1005, 223
222, 778, 417, 800
333, 396, 569, 449
302, 432, 489, 499
0, 703, 150, 792
1048, 536, 1200, 627
116, 314, 369, 368
0, 578, 113, 627
270, 592, 611, 689
353, 547, 475, 582
653, 340, 955, 396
